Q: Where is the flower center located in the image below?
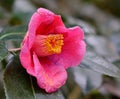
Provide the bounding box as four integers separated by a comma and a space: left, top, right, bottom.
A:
32, 34, 64, 56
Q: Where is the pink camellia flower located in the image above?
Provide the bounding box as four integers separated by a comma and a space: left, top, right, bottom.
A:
20, 8, 86, 93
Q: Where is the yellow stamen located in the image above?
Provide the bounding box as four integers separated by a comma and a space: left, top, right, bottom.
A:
32, 34, 64, 56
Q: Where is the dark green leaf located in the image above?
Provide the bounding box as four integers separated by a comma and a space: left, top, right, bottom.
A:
113, 60, 120, 68
3, 56, 35, 99
79, 51, 120, 78
0, 32, 24, 40
0, 25, 27, 41
0, 25, 27, 61
3, 56, 65, 99
0, 70, 6, 99
0, 40, 8, 62
31, 77, 65, 99
35, 91, 65, 99
0, 81, 6, 99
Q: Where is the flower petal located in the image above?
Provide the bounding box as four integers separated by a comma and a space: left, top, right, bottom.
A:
49, 26, 86, 69
20, 8, 86, 93
28, 8, 65, 49
20, 38, 35, 75
33, 53, 67, 93
36, 15, 65, 35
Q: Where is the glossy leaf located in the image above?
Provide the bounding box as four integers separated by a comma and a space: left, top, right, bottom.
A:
3, 56, 65, 99
79, 51, 120, 78
3, 56, 35, 99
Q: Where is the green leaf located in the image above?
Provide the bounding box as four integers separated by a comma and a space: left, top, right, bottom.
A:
0, 25, 27, 40
3, 56, 35, 99
79, 51, 120, 78
0, 81, 6, 99
113, 60, 120, 68
0, 32, 24, 40
35, 91, 65, 99
0, 40, 8, 62
3, 56, 65, 99
0, 70, 6, 99
31, 76, 65, 99
0, 25, 27, 61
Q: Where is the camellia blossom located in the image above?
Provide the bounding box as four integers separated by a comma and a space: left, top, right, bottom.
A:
20, 8, 86, 93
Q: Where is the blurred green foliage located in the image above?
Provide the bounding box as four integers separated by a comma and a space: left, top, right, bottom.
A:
0, 0, 15, 11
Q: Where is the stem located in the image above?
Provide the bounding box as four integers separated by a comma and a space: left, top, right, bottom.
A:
8, 48, 21, 52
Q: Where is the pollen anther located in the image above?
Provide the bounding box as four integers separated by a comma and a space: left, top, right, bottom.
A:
32, 34, 64, 56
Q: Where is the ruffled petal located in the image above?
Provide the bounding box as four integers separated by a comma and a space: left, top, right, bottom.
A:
33, 53, 67, 93
49, 26, 86, 69
28, 8, 64, 49
20, 8, 86, 93
36, 8, 65, 35
36, 15, 65, 35
27, 8, 54, 49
